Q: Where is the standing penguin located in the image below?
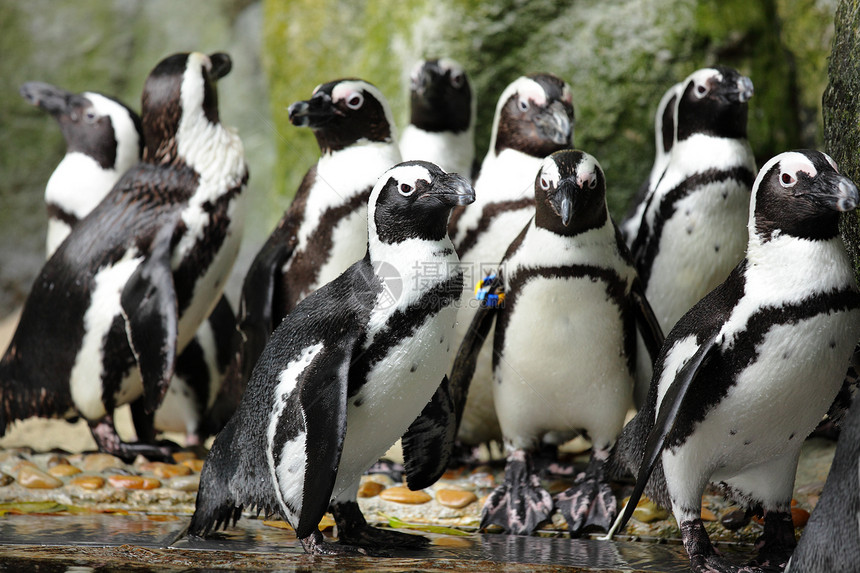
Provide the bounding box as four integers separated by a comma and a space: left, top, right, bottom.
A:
610, 150, 860, 573
19, 80, 236, 447
399, 58, 475, 182
619, 82, 681, 246
448, 73, 574, 452
19, 82, 143, 257
456, 150, 663, 535
628, 66, 756, 407
235, 79, 401, 384
0, 52, 248, 460
189, 161, 473, 555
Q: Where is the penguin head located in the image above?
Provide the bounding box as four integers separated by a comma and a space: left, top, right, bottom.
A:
408, 58, 474, 134
655, 82, 682, 160
491, 73, 574, 158
751, 150, 859, 243
676, 66, 753, 142
534, 150, 607, 236
20, 82, 143, 170
141, 51, 232, 163
288, 79, 396, 153
368, 161, 475, 245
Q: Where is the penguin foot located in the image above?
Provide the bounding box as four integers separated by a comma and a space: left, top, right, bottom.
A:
746, 510, 794, 572
682, 518, 746, 573
89, 416, 180, 462
331, 500, 429, 550
555, 472, 617, 535
299, 529, 369, 556
480, 449, 553, 535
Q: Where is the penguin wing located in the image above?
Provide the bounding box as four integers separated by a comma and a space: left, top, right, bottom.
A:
401, 375, 456, 490
613, 332, 717, 534
120, 213, 181, 414
631, 278, 665, 364
449, 274, 504, 432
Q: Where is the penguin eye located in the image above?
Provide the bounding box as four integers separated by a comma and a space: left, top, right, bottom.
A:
399, 183, 415, 196
518, 98, 530, 112
694, 83, 709, 99
588, 176, 598, 189
346, 93, 364, 110
540, 176, 551, 191
84, 111, 98, 124
450, 71, 464, 89
780, 172, 797, 188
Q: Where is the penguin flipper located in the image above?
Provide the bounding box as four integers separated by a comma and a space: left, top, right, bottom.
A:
613, 334, 716, 535
402, 375, 456, 490
631, 278, 665, 364
449, 275, 503, 431
121, 216, 180, 414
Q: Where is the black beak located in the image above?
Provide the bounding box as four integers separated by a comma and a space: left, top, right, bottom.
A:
288, 93, 334, 128
534, 100, 572, 146
20, 82, 73, 116
721, 75, 754, 104
209, 53, 232, 80
551, 181, 576, 227
412, 62, 442, 99
420, 172, 475, 207
812, 171, 859, 212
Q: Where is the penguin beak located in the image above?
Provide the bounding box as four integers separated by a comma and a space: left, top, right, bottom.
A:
811, 171, 860, 212
551, 181, 576, 227
534, 100, 572, 146
420, 172, 476, 207
288, 93, 333, 128
208, 53, 232, 80
721, 75, 754, 104
20, 82, 74, 116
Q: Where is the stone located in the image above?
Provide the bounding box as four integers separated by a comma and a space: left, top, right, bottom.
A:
17, 465, 63, 489
82, 453, 124, 473
48, 464, 81, 477
627, 496, 670, 523
181, 459, 205, 473
139, 461, 192, 479
378, 486, 432, 505
70, 476, 105, 490
171, 451, 199, 464
357, 480, 385, 498
720, 507, 750, 531
435, 489, 478, 509
168, 475, 200, 492
0, 472, 14, 487
46, 455, 69, 468
107, 475, 161, 490
791, 507, 811, 528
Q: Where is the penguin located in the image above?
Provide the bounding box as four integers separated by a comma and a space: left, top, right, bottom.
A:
235, 78, 401, 385
609, 150, 860, 573
189, 161, 474, 555
399, 58, 476, 182
20, 80, 237, 447
619, 82, 681, 246
628, 66, 756, 408
452, 150, 663, 535
0, 52, 248, 461
448, 73, 574, 452
19, 82, 143, 257
787, 383, 860, 572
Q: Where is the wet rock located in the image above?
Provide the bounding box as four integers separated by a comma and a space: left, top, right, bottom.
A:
791, 507, 811, 528
70, 475, 105, 490
139, 461, 191, 479
48, 464, 81, 477
435, 489, 478, 509
378, 486, 432, 505
82, 453, 124, 473
46, 455, 69, 468
700, 507, 717, 522
0, 472, 13, 486
107, 475, 161, 490
17, 465, 63, 489
721, 507, 751, 531
357, 480, 385, 498
168, 475, 200, 492
181, 459, 205, 473
171, 451, 198, 464
628, 497, 670, 523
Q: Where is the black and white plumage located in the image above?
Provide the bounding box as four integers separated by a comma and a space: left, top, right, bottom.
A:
399, 58, 475, 182
628, 66, 756, 408
453, 150, 662, 535
19, 82, 143, 257
235, 79, 401, 385
21, 80, 236, 447
189, 161, 474, 555
448, 73, 574, 450
611, 150, 860, 573
619, 81, 681, 246
0, 52, 248, 460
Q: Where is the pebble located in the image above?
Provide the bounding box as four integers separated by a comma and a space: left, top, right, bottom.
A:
107, 475, 161, 490
357, 481, 385, 498
139, 462, 192, 479
435, 489, 478, 509
378, 486, 432, 505
171, 451, 199, 464
82, 453, 124, 473
0, 472, 13, 487
629, 497, 670, 523
70, 476, 105, 490
791, 507, 811, 528
700, 507, 717, 522
46, 455, 70, 468
168, 475, 200, 492
720, 508, 750, 531
17, 465, 63, 489
181, 459, 205, 473
48, 464, 81, 477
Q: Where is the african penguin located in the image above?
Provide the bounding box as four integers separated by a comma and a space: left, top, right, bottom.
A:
19, 82, 143, 257
0, 52, 248, 461
20, 80, 237, 447
235, 78, 401, 385
619, 81, 681, 246
628, 66, 756, 408
189, 161, 473, 555
399, 58, 475, 182
610, 150, 860, 573
448, 73, 574, 452
453, 150, 663, 535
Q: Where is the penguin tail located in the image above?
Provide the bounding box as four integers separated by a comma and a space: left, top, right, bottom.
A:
0, 355, 71, 437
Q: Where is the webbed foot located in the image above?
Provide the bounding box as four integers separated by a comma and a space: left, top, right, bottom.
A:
555, 450, 616, 535
331, 500, 429, 550
299, 529, 370, 556
89, 416, 179, 462
480, 449, 553, 535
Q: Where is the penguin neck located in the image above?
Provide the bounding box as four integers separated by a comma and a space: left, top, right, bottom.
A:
367, 233, 458, 287
474, 148, 543, 203
318, 141, 402, 199
176, 109, 246, 204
